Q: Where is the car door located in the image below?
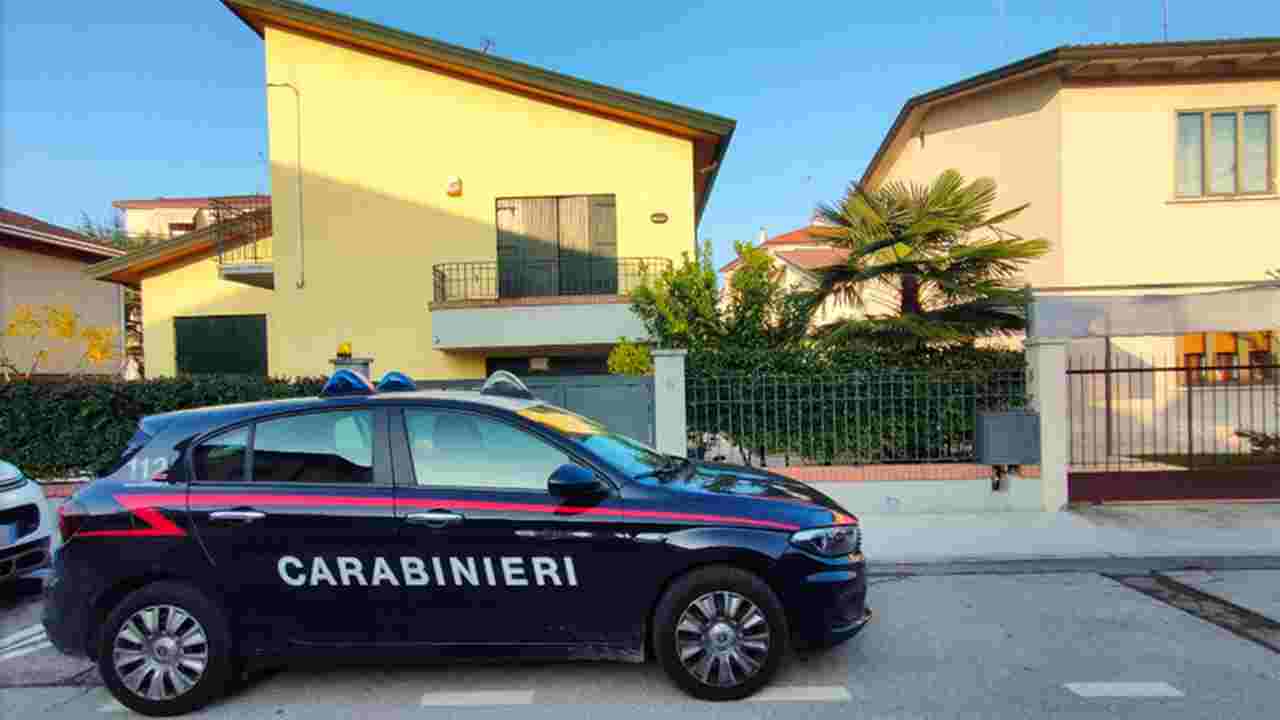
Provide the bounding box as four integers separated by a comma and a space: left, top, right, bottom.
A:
186, 406, 398, 649
382, 405, 637, 648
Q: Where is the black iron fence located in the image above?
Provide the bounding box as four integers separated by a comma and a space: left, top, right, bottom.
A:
1068, 356, 1280, 471
432, 257, 671, 303
687, 369, 1027, 467
212, 196, 272, 265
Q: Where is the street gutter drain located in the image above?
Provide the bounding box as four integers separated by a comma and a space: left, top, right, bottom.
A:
1107, 573, 1280, 654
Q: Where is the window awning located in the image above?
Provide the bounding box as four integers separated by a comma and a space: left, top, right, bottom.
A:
1028, 283, 1280, 339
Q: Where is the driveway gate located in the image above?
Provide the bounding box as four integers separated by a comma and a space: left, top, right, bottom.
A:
1067, 355, 1280, 503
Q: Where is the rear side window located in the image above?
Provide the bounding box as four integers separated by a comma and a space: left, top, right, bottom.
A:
192, 427, 249, 483
252, 410, 374, 485
97, 426, 154, 478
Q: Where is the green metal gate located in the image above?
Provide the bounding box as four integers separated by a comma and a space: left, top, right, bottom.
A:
174, 315, 268, 376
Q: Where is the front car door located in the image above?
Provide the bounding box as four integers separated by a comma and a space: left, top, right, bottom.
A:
381, 404, 642, 651
186, 406, 398, 652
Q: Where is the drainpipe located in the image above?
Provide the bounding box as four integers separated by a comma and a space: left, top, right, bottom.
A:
267, 82, 305, 289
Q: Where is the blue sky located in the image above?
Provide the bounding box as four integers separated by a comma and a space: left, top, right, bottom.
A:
2, 1, 1277, 267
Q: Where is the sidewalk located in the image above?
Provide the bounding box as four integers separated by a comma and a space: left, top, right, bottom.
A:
861, 502, 1280, 565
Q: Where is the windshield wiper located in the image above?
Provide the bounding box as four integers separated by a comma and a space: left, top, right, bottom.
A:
634, 455, 692, 482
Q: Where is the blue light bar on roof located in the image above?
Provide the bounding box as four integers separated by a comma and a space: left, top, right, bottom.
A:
376, 371, 416, 393
321, 369, 376, 397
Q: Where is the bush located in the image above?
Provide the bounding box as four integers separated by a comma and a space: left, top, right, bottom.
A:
0, 375, 325, 479
607, 339, 654, 376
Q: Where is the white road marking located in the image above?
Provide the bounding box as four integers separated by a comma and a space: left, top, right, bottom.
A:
0, 623, 45, 648
0, 639, 52, 662
98, 700, 128, 713
420, 690, 536, 706
747, 685, 852, 703
1065, 682, 1185, 698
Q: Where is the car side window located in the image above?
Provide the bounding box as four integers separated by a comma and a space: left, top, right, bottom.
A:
253, 410, 375, 484
403, 408, 570, 491
192, 426, 249, 483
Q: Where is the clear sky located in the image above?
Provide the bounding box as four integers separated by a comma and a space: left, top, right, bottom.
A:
2, 1, 1277, 267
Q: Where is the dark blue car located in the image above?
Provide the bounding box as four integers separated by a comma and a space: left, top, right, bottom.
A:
44, 372, 869, 716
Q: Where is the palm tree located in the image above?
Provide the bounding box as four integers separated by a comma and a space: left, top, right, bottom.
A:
810, 169, 1048, 344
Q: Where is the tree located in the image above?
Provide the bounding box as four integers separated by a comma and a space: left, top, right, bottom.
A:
79, 213, 151, 378
811, 169, 1049, 345
625, 240, 816, 373
2, 304, 118, 379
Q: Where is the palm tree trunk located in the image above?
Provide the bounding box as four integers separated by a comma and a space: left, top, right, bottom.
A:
900, 274, 923, 316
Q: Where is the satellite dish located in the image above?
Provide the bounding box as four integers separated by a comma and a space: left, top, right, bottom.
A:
480, 370, 535, 399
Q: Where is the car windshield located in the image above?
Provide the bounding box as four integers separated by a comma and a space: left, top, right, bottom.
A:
517, 405, 670, 478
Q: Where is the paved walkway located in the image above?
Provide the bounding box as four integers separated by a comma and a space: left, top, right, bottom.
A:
862, 502, 1280, 565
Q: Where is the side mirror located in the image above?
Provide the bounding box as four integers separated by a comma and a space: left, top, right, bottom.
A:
548, 463, 608, 497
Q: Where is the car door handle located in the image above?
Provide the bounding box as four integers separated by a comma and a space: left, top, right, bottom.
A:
404, 511, 464, 529
209, 510, 266, 524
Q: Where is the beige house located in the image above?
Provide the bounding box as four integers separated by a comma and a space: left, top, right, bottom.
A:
113, 195, 270, 240
718, 227, 861, 326
861, 37, 1280, 368
0, 208, 126, 375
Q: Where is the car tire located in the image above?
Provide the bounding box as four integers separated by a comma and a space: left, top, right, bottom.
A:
653, 565, 789, 701
97, 581, 233, 717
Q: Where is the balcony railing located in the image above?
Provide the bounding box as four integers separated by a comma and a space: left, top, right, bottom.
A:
212, 196, 272, 266
432, 257, 671, 304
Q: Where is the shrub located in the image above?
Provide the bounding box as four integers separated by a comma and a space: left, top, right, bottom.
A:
0, 375, 325, 479
607, 339, 654, 376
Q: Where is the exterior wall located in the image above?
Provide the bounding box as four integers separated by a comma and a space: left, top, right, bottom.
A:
1059, 78, 1280, 286
257, 25, 695, 380
139, 246, 278, 378
120, 207, 204, 239
872, 74, 1065, 290
0, 245, 123, 375
431, 301, 646, 351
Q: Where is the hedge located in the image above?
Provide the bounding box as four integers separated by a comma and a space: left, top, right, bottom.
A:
0, 376, 325, 480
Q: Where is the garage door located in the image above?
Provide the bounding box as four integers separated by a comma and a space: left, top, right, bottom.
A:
175, 315, 268, 376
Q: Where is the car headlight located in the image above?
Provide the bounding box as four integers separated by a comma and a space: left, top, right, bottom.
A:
790, 525, 861, 557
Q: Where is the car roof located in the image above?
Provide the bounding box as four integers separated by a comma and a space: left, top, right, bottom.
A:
144, 389, 548, 432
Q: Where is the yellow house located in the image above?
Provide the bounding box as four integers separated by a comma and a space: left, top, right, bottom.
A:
89, 0, 734, 380
861, 38, 1280, 368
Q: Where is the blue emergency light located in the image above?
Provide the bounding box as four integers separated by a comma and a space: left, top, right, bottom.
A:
320, 369, 376, 397
376, 371, 417, 393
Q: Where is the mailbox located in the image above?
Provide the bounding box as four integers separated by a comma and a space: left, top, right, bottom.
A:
976, 410, 1040, 465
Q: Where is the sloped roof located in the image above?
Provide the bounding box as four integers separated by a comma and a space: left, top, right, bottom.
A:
862, 37, 1280, 187
773, 247, 850, 271
0, 207, 124, 261
86, 206, 270, 287
718, 226, 827, 272
221, 0, 735, 223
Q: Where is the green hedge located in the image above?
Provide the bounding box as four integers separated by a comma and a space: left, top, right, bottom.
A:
0, 376, 325, 480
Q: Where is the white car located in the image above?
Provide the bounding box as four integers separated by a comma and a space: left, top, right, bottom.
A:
1, 460, 59, 589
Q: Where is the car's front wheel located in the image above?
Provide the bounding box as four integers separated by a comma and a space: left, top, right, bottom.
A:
653, 565, 789, 701
97, 581, 233, 717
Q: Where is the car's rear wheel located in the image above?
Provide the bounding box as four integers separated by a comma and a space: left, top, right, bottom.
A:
653, 565, 788, 701
97, 581, 232, 717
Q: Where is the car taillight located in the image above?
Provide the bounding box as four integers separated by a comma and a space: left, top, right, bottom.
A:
58, 500, 87, 542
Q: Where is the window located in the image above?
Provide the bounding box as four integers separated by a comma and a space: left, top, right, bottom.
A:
1178, 331, 1274, 385
495, 195, 618, 298
403, 409, 571, 491
193, 427, 249, 483
1176, 108, 1273, 197
252, 411, 374, 484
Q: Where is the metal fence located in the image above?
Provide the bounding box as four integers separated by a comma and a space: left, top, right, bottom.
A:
687, 369, 1027, 468
431, 257, 670, 303
212, 195, 272, 265
1068, 356, 1280, 471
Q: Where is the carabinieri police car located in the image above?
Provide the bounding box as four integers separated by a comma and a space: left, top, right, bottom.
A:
44, 370, 869, 716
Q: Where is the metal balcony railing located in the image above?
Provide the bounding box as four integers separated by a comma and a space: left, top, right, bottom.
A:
212, 196, 272, 265
432, 257, 671, 303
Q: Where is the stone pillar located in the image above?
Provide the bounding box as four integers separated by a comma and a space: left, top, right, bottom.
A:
1026, 337, 1069, 511
652, 349, 688, 456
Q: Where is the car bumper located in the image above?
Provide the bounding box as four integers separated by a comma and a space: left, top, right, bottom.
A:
774, 550, 871, 650
1, 479, 58, 586
42, 549, 95, 657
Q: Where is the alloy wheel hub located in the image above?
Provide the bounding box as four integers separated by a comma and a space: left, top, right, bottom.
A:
675, 591, 771, 688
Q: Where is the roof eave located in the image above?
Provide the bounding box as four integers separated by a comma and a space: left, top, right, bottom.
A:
1, 223, 125, 261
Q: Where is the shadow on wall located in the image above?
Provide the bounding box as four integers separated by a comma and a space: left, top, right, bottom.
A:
145, 165, 641, 379
916, 74, 1058, 138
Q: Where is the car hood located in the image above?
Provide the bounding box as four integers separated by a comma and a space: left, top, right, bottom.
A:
635, 460, 856, 527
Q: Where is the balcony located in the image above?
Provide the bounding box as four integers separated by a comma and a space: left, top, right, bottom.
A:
431, 257, 670, 305
428, 257, 670, 351
213, 196, 273, 289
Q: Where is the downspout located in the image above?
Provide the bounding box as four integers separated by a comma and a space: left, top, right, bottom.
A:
267, 82, 305, 289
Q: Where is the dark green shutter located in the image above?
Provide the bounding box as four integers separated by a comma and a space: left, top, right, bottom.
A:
175, 315, 268, 376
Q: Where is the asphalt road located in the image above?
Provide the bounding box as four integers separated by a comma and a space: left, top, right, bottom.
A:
3, 565, 1279, 719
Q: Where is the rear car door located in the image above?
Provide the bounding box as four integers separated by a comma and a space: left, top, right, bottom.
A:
382, 405, 640, 648
186, 406, 398, 650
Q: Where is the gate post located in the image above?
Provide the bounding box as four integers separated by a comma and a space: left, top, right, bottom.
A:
652, 349, 688, 457
1027, 337, 1070, 511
